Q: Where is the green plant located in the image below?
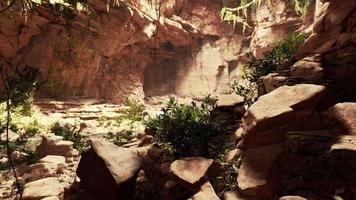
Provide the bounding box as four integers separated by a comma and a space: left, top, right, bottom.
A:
105, 130, 134, 146
51, 123, 88, 153
231, 32, 309, 106
211, 153, 244, 197
121, 98, 144, 122
221, 0, 311, 29
146, 98, 231, 158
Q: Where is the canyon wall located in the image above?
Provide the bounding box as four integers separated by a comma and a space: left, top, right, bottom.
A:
0, 0, 315, 102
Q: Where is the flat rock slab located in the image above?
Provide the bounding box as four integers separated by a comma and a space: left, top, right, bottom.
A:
39, 155, 66, 165
216, 93, 244, 107
237, 144, 283, 197
170, 157, 213, 185
76, 139, 142, 200
324, 102, 356, 135
22, 177, 63, 200
243, 84, 325, 132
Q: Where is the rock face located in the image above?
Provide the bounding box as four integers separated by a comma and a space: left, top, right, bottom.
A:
76, 140, 142, 200
22, 177, 64, 200
0, 0, 314, 101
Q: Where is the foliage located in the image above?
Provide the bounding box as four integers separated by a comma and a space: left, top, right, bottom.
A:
231, 32, 308, 106
211, 153, 244, 197
221, 0, 311, 29
97, 98, 144, 128
146, 98, 231, 158
51, 123, 88, 153
0, 66, 39, 110
0, 140, 39, 170
105, 130, 134, 146
120, 98, 144, 122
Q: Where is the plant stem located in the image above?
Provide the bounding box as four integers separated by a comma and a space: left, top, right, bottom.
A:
1, 66, 22, 199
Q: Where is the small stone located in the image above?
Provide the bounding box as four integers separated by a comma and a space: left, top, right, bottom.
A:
10, 151, 28, 161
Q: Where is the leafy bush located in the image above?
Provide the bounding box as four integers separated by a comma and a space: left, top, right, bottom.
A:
120, 98, 144, 122
232, 32, 309, 106
105, 130, 134, 146
51, 123, 87, 153
146, 98, 231, 158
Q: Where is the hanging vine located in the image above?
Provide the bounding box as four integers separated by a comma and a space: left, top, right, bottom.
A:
221, 0, 311, 31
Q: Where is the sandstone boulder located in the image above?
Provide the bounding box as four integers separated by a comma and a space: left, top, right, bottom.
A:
243, 84, 326, 133
262, 73, 288, 93
22, 177, 64, 200
324, 102, 356, 135
216, 93, 244, 108
23, 162, 62, 182
36, 135, 77, 158
76, 140, 142, 200
170, 157, 213, 185
188, 181, 219, 200
237, 144, 283, 198
291, 57, 324, 83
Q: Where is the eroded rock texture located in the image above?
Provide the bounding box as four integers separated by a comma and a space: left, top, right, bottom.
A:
0, 0, 314, 102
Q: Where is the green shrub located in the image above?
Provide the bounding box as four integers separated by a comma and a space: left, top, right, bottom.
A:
105, 130, 134, 146
51, 123, 88, 153
146, 98, 231, 158
120, 98, 144, 122
232, 32, 309, 106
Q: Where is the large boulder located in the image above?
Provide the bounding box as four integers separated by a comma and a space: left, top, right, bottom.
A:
22, 177, 64, 200
170, 157, 213, 185
242, 84, 326, 146
76, 140, 142, 200
324, 102, 356, 135
237, 144, 283, 198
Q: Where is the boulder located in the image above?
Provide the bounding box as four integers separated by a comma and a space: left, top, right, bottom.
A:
237, 144, 283, 198
216, 94, 244, 108
170, 157, 213, 185
324, 102, 356, 135
0, 130, 19, 144
188, 181, 219, 200
22, 177, 64, 200
243, 84, 326, 133
291, 57, 324, 83
279, 196, 307, 200
76, 140, 142, 200
23, 162, 62, 182
262, 73, 288, 93
36, 135, 77, 158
